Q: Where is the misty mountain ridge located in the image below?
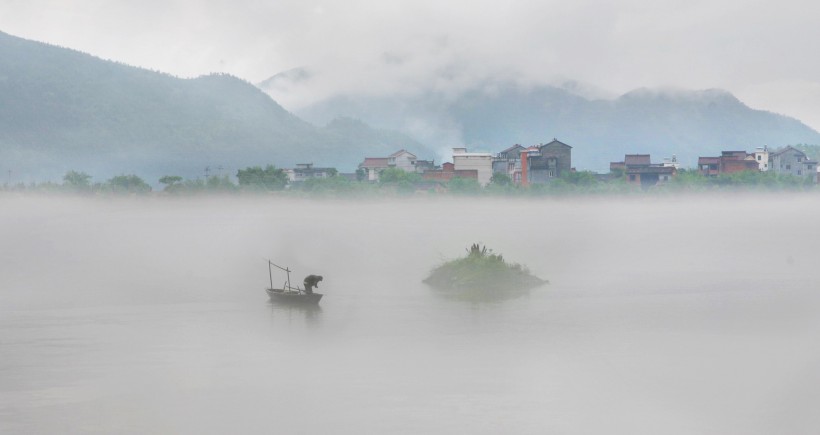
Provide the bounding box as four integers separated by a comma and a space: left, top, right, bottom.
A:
0, 31, 429, 182
259, 71, 820, 171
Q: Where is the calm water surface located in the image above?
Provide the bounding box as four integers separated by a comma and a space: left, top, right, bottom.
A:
1, 195, 819, 434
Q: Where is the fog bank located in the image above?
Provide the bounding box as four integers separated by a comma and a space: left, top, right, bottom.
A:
1, 195, 819, 434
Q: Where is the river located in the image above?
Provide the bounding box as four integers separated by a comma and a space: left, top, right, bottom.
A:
1, 195, 818, 434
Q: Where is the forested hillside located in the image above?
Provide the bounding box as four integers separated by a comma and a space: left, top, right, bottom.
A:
0, 31, 429, 182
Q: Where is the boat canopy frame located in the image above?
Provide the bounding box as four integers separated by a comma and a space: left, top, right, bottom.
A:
267, 260, 304, 293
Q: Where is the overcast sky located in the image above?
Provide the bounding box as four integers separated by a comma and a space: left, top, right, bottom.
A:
2, 0, 819, 130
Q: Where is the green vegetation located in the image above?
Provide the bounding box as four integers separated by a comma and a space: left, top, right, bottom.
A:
159, 176, 183, 192
424, 244, 546, 300
447, 177, 482, 195
378, 167, 423, 195
3, 159, 820, 197
102, 175, 152, 194
663, 168, 816, 191
62, 171, 92, 192
490, 172, 512, 186
236, 165, 288, 191
291, 175, 375, 197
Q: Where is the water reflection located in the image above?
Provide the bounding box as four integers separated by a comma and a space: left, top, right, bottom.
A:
427, 283, 546, 303
266, 300, 323, 327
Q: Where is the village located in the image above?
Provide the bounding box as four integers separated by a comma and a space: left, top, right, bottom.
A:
284, 139, 820, 189
7, 139, 818, 195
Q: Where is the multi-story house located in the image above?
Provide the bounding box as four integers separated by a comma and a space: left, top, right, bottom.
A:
611, 154, 676, 187
387, 149, 417, 173
697, 151, 759, 176
358, 149, 422, 181
662, 155, 681, 169
753, 146, 769, 171
422, 162, 478, 183
521, 139, 573, 185
769, 146, 817, 180
358, 158, 390, 181
492, 144, 525, 184
453, 147, 494, 186
285, 163, 337, 183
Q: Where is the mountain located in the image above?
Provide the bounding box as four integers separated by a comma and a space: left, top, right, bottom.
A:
261, 75, 820, 171
0, 31, 429, 183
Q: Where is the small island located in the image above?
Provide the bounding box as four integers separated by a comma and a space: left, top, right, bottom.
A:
423, 244, 547, 299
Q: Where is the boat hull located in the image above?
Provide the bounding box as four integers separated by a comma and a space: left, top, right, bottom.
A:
266, 288, 323, 304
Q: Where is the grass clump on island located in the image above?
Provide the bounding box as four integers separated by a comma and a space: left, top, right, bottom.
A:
423, 244, 546, 297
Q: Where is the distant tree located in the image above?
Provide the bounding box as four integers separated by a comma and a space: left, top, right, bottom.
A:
667, 168, 709, 189
355, 168, 366, 181
490, 172, 512, 186
486, 172, 521, 195
663, 168, 818, 192
62, 170, 92, 191
561, 170, 598, 186
294, 175, 377, 197
159, 175, 182, 186
106, 174, 151, 194
159, 175, 183, 192
378, 167, 421, 184
205, 175, 238, 192
447, 176, 481, 195
236, 165, 288, 191
378, 168, 422, 195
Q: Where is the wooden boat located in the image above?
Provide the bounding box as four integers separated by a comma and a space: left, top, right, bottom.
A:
265, 260, 323, 305
266, 288, 323, 304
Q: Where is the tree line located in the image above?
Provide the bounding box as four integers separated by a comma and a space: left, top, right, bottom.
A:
2, 165, 818, 197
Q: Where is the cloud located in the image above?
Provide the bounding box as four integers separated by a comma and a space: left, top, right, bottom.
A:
2, 0, 820, 129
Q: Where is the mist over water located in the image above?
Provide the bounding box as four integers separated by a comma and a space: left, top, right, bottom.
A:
2, 195, 819, 434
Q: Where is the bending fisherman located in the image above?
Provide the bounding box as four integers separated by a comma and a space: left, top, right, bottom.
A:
303, 275, 323, 294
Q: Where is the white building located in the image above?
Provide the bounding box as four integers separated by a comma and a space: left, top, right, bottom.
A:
284, 163, 335, 183
453, 147, 494, 186
387, 150, 417, 173
661, 155, 681, 169
753, 146, 769, 171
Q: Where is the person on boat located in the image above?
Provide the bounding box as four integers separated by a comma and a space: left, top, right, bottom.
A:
303, 275, 323, 294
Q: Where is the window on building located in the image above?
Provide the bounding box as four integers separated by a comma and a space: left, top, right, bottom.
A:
757, 155, 761, 161
629, 175, 636, 181
787, 164, 791, 170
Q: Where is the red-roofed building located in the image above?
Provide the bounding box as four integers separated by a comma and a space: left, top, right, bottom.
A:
422, 169, 478, 183
358, 149, 422, 181
698, 157, 721, 177
611, 153, 677, 187
624, 154, 651, 167
358, 158, 390, 181
422, 160, 478, 182
698, 151, 759, 177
